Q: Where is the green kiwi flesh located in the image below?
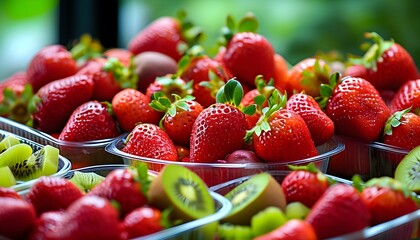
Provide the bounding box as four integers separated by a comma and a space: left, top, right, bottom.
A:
148, 164, 215, 222
0, 166, 17, 187
0, 143, 33, 168
251, 206, 287, 237
0, 135, 21, 153
70, 171, 105, 193
395, 145, 420, 193
217, 224, 253, 240
222, 173, 286, 225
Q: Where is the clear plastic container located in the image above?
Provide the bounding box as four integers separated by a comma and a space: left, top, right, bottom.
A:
0, 129, 72, 192
105, 133, 345, 186
328, 135, 410, 180
210, 171, 420, 240
0, 116, 124, 169
65, 164, 233, 240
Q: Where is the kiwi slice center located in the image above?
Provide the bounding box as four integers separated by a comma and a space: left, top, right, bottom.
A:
395, 146, 420, 192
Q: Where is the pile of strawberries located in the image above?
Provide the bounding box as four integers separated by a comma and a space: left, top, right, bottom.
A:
0, 12, 420, 166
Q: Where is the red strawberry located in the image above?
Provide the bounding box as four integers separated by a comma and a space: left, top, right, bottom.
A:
0, 197, 37, 240
346, 32, 419, 91
305, 184, 370, 239
286, 92, 334, 145
122, 206, 165, 238
359, 177, 418, 226
122, 123, 178, 161
273, 53, 289, 92
145, 74, 192, 102
389, 79, 420, 114
0, 187, 22, 200
189, 79, 252, 163
58, 196, 124, 240
27, 45, 78, 92
88, 167, 149, 217
0, 72, 28, 103
254, 219, 317, 240
30, 74, 94, 134
112, 88, 163, 132
29, 211, 65, 240
150, 93, 203, 147
26, 176, 83, 216
128, 15, 201, 62
321, 73, 390, 142
286, 58, 331, 97
383, 108, 420, 150
281, 163, 329, 208
103, 48, 133, 67
58, 101, 120, 142
246, 90, 318, 163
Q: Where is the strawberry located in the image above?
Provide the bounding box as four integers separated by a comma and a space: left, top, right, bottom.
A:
112, 88, 163, 132
189, 79, 254, 163
122, 123, 178, 161
58, 196, 124, 240
29, 211, 64, 240
320, 73, 390, 142
27, 45, 78, 92
76, 57, 137, 101
88, 166, 149, 217
357, 176, 418, 226
0, 72, 28, 103
103, 48, 134, 67
26, 176, 84, 216
273, 53, 289, 92
286, 92, 334, 145
245, 89, 318, 163
389, 79, 420, 114
286, 58, 331, 97
281, 163, 329, 208
0, 197, 37, 240
0, 187, 22, 200
58, 100, 120, 141
305, 183, 370, 239
346, 32, 419, 91
254, 219, 317, 240
383, 107, 420, 150
128, 13, 202, 62
122, 206, 166, 238
29, 74, 94, 134
145, 74, 192, 102
150, 93, 203, 147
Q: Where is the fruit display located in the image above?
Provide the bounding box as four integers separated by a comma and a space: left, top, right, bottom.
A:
0, 164, 231, 240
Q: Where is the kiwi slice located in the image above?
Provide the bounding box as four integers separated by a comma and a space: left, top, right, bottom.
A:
251, 206, 287, 237
0, 143, 33, 168
0, 135, 21, 153
285, 202, 310, 220
0, 166, 17, 187
148, 164, 215, 222
395, 145, 420, 193
70, 171, 105, 193
222, 173, 286, 225
217, 224, 253, 240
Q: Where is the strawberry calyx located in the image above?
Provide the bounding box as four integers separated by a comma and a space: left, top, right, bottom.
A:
352, 175, 414, 199
131, 162, 151, 199
103, 57, 138, 89
244, 89, 287, 143
176, 10, 204, 55
0, 84, 33, 125
198, 70, 226, 99
70, 34, 103, 66
348, 32, 394, 72
315, 72, 341, 110
218, 12, 259, 46
160, 208, 174, 229
216, 78, 255, 115
301, 58, 331, 87
152, 75, 193, 102
288, 162, 319, 173
383, 107, 412, 136
176, 45, 206, 77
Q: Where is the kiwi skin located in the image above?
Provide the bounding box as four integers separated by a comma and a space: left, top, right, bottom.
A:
395, 145, 420, 193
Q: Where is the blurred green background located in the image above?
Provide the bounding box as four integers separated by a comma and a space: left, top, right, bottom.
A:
1, 0, 419, 80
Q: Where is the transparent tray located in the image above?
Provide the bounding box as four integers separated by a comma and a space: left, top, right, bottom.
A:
105, 133, 344, 186
210, 171, 420, 240
0, 129, 72, 192
0, 117, 123, 169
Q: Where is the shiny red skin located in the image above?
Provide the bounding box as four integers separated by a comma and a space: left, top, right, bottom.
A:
361, 185, 418, 226
281, 170, 329, 208
32, 74, 94, 134
254, 219, 317, 240
88, 168, 148, 218
222, 32, 276, 88
58, 101, 120, 142
287, 93, 334, 146
27, 45, 78, 92
112, 88, 162, 132
128, 17, 184, 61
389, 79, 420, 114
189, 103, 248, 163
26, 176, 84, 216
104, 48, 133, 67
0, 197, 37, 240
305, 184, 371, 239
29, 211, 64, 240
0, 187, 22, 200
122, 123, 178, 161
252, 109, 318, 163
383, 112, 420, 150
0, 72, 28, 103
325, 77, 390, 142
122, 207, 164, 238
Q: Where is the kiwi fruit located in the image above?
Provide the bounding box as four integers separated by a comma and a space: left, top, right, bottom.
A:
222, 172, 286, 225
251, 206, 287, 237
0, 135, 21, 153
217, 224, 253, 240
148, 164, 215, 222
70, 171, 105, 193
395, 145, 420, 193
284, 202, 310, 220
0, 144, 59, 181
0, 166, 17, 187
